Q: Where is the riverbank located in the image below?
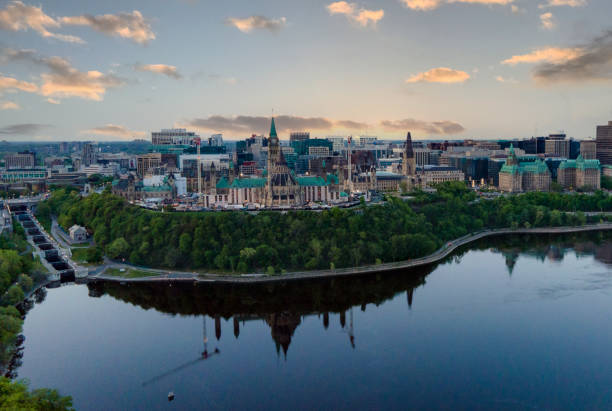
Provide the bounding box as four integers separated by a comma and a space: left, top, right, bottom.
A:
89, 223, 612, 285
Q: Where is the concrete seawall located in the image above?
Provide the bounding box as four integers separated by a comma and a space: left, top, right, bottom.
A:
90, 223, 612, 285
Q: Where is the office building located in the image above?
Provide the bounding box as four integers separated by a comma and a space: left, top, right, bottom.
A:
580, 140, 597, 160
290, 132, 310, 143
152, 128, 198, 145
544, 134, 569, 158
597, 121, 612, 165
5, 151, 36, 169
82, 142, 98, 167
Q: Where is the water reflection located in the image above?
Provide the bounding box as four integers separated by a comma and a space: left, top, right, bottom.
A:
83, 232, 612, 359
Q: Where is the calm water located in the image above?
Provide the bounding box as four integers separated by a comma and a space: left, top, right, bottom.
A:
13, 233, 612, 410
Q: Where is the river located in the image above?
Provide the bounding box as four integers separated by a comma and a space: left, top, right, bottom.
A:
11, 232, 612, 410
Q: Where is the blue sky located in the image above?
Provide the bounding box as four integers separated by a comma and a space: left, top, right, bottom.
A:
0, 0, 611, 141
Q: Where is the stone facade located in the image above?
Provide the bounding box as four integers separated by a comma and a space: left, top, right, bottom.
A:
558, 155, 601, 190
499, 145, 551, 192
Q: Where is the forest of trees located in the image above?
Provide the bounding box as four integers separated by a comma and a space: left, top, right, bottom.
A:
37, 183, 612, 274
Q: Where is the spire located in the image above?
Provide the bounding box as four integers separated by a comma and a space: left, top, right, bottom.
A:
270, 117, 278, 138
405, 132, 414, 159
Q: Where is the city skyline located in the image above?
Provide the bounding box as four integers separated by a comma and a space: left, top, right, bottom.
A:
0, 0, 611, 141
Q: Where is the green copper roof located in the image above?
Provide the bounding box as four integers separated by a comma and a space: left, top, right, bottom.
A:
297, 176, 329, 187
216, 177, 230, 189
559, 156, 600, 170
270, 117, 278, 138
500, 159, 549, 175
230, 178, 266, 189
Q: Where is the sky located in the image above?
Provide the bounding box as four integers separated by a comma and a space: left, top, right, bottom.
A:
0, 0, 611, 141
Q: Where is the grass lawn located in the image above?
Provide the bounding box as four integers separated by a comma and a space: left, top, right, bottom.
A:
104, 267, 158, 278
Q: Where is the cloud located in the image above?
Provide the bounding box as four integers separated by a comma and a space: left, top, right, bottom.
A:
540, 12, 556, 30
0, 123, 50, 135
495, 75, 518, 83
400, 0, 514, 11
0, 101, 20, 110
326, 2, 384, 27
84, 124, 145, 139
134, 63, 182, 79
405, 67, 470, 83
532, 30, 612, 83
1, 48, 124, 100
46, 98, 60, 104
502, 47, 584, 65
184, 115, 462, 136
60, 11, 155, 44
0, 1, 83, 43
185, 115, 335, 134
0, 74, 38, 93
539, 0, 587, 8
225, 16, 286, 33
336, 120, 369, 129
380, 119, 465, 134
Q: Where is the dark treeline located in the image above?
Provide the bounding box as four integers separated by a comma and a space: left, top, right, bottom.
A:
38, 183, 612, 273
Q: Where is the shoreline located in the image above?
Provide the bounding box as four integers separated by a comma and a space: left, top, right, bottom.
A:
88, 223, 612, 285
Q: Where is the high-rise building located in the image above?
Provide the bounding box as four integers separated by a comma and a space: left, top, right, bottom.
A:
596, 121, 612, 165
81, 142, 98, 167
544, 134, 569, 158
5, 151, 36, 169
580, 140, 597, 160
290, 132, 310, 144
137, 153, 162, 177
152, 128, 198, 145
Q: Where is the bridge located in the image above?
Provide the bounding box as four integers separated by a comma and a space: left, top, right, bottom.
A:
6, 202, 86, 282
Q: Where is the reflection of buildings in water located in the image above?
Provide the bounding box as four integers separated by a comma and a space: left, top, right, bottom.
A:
501, 251, 519, 275
595, 242, 612, 265
266, 312, 301, 356
407, 288, 414, 308
547, 246, 564, 262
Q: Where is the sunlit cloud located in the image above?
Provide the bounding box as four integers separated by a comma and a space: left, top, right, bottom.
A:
84, 124, 146, 139
405, 67, 470, 83
380, 118, 465, 134
183, 115, 463, 136
39, 57, 124, 101
540, 12, 556, 30
495, 75, 518, 83
326, 2, 384, 27
539, 0, 587, 8
0, 1, 83, 43
0, 101, 20, 110
134, 63, 182, 79
502, 47, 584, 65
1, 48, 124, 101
60, 10, 155, 45
46, 98, 60, 104
225, 16, 287, 33
532, 30, 612, 83
401, 0, 514, 11
0, 74, 38, 93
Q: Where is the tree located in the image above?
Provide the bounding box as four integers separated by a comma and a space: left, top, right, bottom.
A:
6, 284, 24, 305
0, 378, 74, 411
17, 274, 33, 292
106, 237, 130, 260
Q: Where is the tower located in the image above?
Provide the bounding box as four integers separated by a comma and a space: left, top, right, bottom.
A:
403, 132, 416, 177
265, 117, 279, 206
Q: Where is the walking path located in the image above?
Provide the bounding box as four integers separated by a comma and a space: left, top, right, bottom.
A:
89, 223, 612, 285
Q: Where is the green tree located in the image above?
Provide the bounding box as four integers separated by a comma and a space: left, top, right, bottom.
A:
106, 237, 130, 259
17, 274, 33, 292
0, 377, 74, 411
6, 284, 24, 305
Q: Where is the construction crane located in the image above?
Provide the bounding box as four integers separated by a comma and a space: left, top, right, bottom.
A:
194, 137, 202, 201
141, 316, 219, 387
341, 308, 355, 349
